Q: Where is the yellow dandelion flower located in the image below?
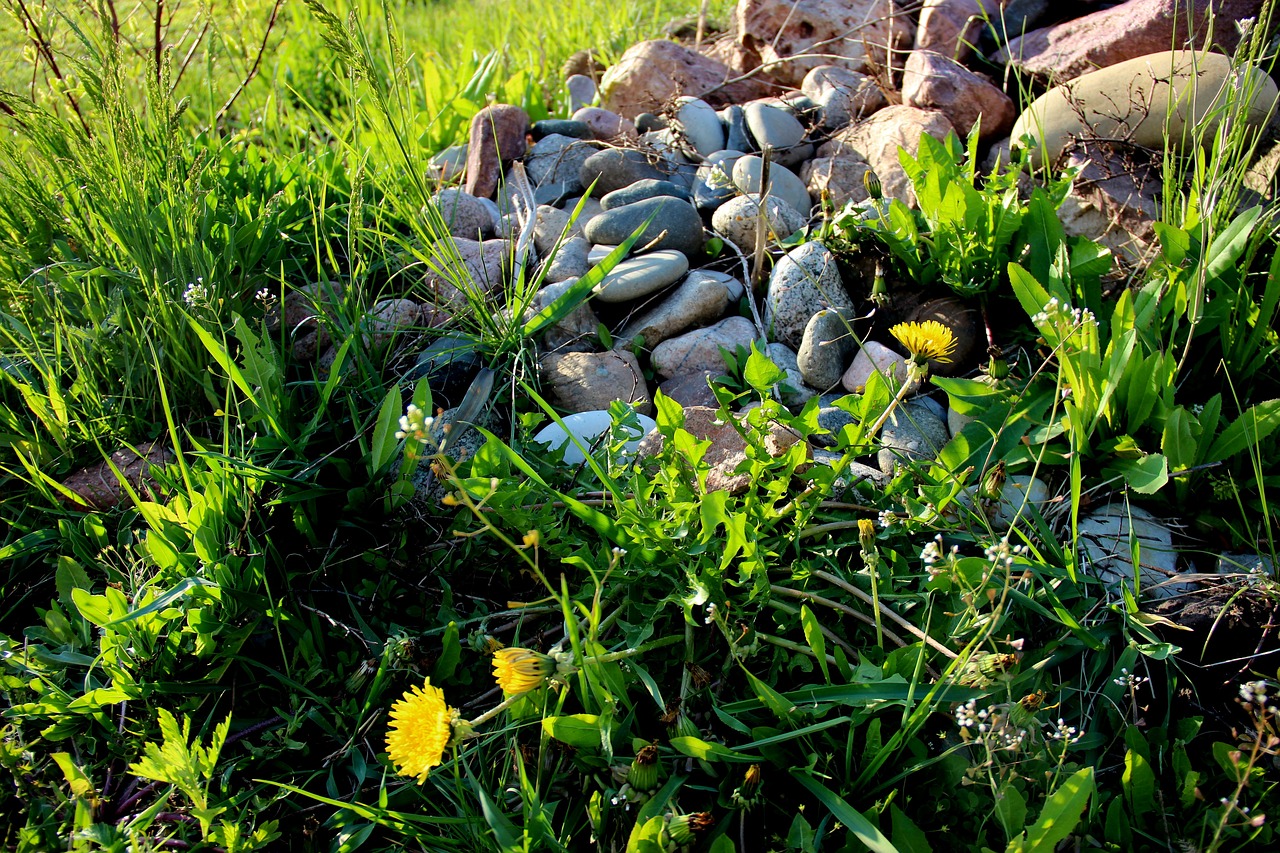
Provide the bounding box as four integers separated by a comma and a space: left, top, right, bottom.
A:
385, 679, 455, 783
890, 320, 957, 365
492, 647, 556, 695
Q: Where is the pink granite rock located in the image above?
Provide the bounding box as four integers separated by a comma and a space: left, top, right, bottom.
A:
917, 0, 1000, 61
61, 440, 174, 510
995, 0, 1265, 83
636, 406, 804, 493
464, 105, 530, 199
901, 50, 1015, 142
816, 106, 956, 205
600, 40, 770, 119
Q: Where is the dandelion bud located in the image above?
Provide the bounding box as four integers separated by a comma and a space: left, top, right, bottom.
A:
732, 763, 764, 808
522, 529, 541, 549
863, 169, 882, 201
870, 262, 889, 308
664, 812, 714, 846
627, 743, 662, 792
858, 518, 877, 551
667, 712, 700, 741
986, 345, 1009, 380
492, 647, 556, 695
980, 461, 1006, 503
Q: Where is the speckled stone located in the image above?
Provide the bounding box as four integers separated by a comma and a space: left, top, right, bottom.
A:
765, 242, 855, 349
711, 193, 807, 254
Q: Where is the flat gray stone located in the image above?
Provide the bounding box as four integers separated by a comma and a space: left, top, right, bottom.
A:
651, 316, 758, 379
583, 196, 705, 256
675, 97, 726, 157
592, 250, 689, 303
877, 399, 950, 474
1078, 504, 1195, 599
745, 102, 812, 167
579, 148, 676, 195
601, 179, 692, 210
724, 105, 753, 152
615, 269, 743, 349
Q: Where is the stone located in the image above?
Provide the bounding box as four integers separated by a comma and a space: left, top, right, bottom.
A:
694, 149, 745, 211
955, 474, 1051, 532
464, 104, 530, 199
562, 49, 607, 82
995, 0, 1266, 84
908, 297, 982, 376
533, 410, 657, 465
419, 237, 511, 306
368, 298, 423, 350
651, 316, 759, 379
983, 0, 1049, 49
767, 342, 817, 407
579, 148, 678, 195
572, 107, 638, 140
409, 405, 493, 506
61, 440, 174, 510
542, 236, 592, 283
724, 105, 753, 152
635, 113, 667, 133
711, 193, 807, 254
817, 106, 957, 205
1078, 504, 1196, 598
744, 102, 812, 167
797, 309, 857, 391
635, 405, 804, 493
765, 242, 855, 349
674, 97, 726, 157
268, 280, 344, 361
406, 335, 483, 401
525, 134, 599, 191
529, 276, 600, 353
532, 205, 584, 256
732, 0, 905, 88
731, 155, 812, 218
841, 340, 915, 394
583, 196, 705, 256
1010, 50, 1279, 168
801, 65, 888, 130
567, 74, 598, 112
1056, 143, 1161, 266
531, 119, 593, 140
917, 0, 989, 61
811, 449, 891, 490
800, 154, 874, 209
562, 195, 605, 231
876, 398, 950, 474
429, 145, 467, 182
430, 189, 492, 240
901, 50, 1015, 142
592, 250, 690, 303
600, 40, 770, 118
1216, 553, 1275, 576
540, 350, 653, 414
615, 269, 743, 349
658, 370, 722, 408
601, 180, 693, 210
813, 394, 856, 447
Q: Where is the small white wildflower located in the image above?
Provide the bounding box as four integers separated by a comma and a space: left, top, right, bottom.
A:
1240, 680, 1271, 709
921, 535, 944, 566
1048, 718, 1080, 743
1112, 668, 1151, 690
878, 509, 897, 529
183, 278, 209, 307
394, 403, 435, 443
611, 546, 627, 557
704, 602, 718, 626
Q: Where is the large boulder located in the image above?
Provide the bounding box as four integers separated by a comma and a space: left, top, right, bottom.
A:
994, 0, 1267, 83
1010, 50, 1278, 168
600, 40, 770, 119
732, 0, 907, 88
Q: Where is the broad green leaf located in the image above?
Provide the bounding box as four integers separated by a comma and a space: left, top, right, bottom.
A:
800, 605, 830, 683
889, 803, 932, 853
431, 622, 461, 683
542, 714, 603, 749
371, 387, 402, 474
994, 782, 1027, 843
55, 557, 91, 608
1204, 400, 1280, 463
1108, 454, 1168, 495
1008, 767, 1093, 853
789, 771, 899, 853
1123, 748, 1156, 821
669, 737, 755, 763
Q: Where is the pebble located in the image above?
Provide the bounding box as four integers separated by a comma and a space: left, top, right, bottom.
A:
531, 119, 592, 140
675, 96, 726, 157
1078, 504, 1195, 599
731, 155, 812, 219
615, 269, 743, 350
767, 342, 815, 407
542, 236, 592, 283
954, 475, 1050, 533
533, 410, 657, 465
579, 148, 676, 195
635, 113, 667, 133
651, 316, 758, 379
796, 309, 857, 392
429, 145, 467, 182
572, 107, 637, 140
693, 149, 745, 212
841, 340, 915, 395
811, 448, 890, 492
464, 104, 529, 199
658, 370, 722, 408
601, 179, 693, 210
592, 250, 690, 303
765, 242, 855, 350
745, 102, 811, 167
430, 188, 492, 240
801, 65, 887, 129
635, 405, 803, 494
567, 74, 597, 113
813, 394, 856, 448
712, 193, 806, 254
524, 134, 598, 190
876, 399, 950, 474
723, 105, 754, 152
583, 196, 705, 256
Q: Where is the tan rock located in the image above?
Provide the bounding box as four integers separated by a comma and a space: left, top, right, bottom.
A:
540, 350, 653, 414
600, 40, 770, 119
917, 0, 997, 61
732, 0, 906, 88
801, 65, 888, 130
901, 50, 1015, 142
1056, 142, 1161, 266
61, 440, 174, 510
636, 406, 805, 493
801, 154, 874, 208
817, 106, 956, 205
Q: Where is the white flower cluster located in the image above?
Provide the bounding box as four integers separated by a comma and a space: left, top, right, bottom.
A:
878, 509, 898, 529
984, 538, 1027, 570
395, 403, 435, 444
183, 278, 209, 307
1112, 667, 1150, 690
1239, 680, 1273, 716
1030, 297, 1095, 334
1048, 718, 1080, 743
955, 700, 1029, 752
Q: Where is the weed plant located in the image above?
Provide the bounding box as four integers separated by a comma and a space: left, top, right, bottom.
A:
1, 0, 1280, 850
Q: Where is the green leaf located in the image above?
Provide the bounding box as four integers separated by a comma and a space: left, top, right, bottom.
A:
994, 782, 1027, 843
542, 714, 604, 749
889, 804, 932, 853
743, 343, 784, 393
1123, 748, 1156, 822
669, 737, 756, 763
1204, 400, 1280, 463
105, 577, 218, 627
51, 752, 93, 798
431, 622, 461, 682
55, 557, 92, 608
1108, 454, 1168, 495
800, 605, 830, 683
789, 771, 900, 853
371, 387, 402, 474
1008, 767, 1093, 853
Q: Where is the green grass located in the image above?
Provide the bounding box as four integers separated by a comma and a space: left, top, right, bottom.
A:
2, 0, 1280, 850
